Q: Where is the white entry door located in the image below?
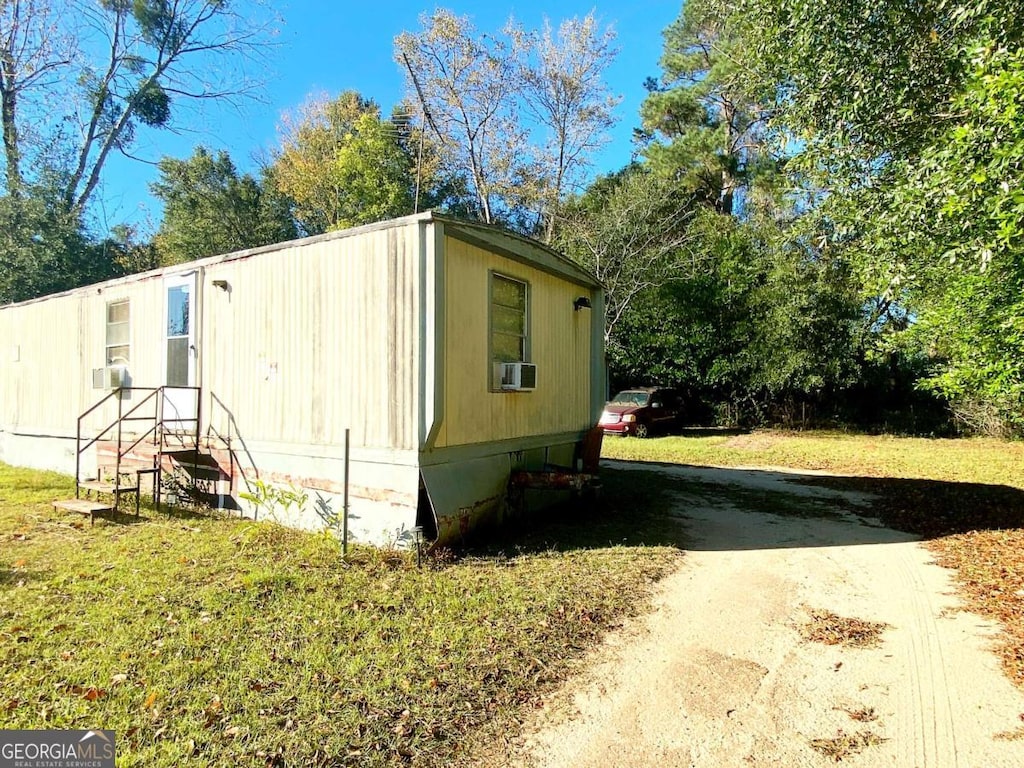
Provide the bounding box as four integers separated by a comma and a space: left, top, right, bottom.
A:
163, 273, 198, 431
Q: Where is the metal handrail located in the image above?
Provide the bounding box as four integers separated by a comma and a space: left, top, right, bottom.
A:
157, 386, 200, 507
119, 389, 165, 456
77, 388, 160, 456
207, 423, 240, 497
76, 388, 123, 496
76, 387, 160, 497
74, 385, 201, 501
208, 392, 259, 496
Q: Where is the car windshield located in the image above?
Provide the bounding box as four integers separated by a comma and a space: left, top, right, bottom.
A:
609, 390, 650, 406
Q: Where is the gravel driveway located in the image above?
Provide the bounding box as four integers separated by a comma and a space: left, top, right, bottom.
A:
507, 461, 1024, 767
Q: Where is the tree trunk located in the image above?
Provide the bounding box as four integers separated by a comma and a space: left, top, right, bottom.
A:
0, 54, 22, 196
719, 97, 737, 217
719, 176, 734, 217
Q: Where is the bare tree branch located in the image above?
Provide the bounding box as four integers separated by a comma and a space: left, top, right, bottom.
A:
555, 170, 701, 343
0, 0, 77, 194
395, 9, 618, 233
0, 0, 276, 215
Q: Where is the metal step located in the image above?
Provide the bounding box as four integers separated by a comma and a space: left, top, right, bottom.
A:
80, 480, 139, 495
169, 464, 223, 481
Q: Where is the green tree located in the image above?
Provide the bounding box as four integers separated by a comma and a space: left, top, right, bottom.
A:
0, 0, 274, 303
553, 166, 699, 345
913, 265, 1024, 436
151, 147, 296, 265
0, 0, 275, 215
611, 0, 860, 423
0, 182, 120, 304
894, 47, 1024, 433
900, 46, 1024, 272
606, 208, 859, 423
270, 92, 422, 235
100, 223, 160, 275
740, 0, 1023, 188
736, 0, 1024, 432
639, 0, 771, 215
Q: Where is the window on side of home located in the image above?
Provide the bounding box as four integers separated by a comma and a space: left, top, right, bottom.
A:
490, 273, 528, 384
105, 299, 130, 365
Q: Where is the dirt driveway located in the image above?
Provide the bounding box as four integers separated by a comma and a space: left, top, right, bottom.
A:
507, 461, 1024, 767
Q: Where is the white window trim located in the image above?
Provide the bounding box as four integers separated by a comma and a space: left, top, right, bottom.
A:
105, 298, 130, 367
488, 271, 530, 391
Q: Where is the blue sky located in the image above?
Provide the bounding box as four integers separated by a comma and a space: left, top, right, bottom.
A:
94, 1, 681, 234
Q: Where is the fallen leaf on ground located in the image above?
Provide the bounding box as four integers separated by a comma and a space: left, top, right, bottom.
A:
64, 684, 105, 701
809, 730, 887, 761
801, 609, 890, 649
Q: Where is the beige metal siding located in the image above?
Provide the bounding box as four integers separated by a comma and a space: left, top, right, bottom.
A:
438, 235, 594, 447
202, 223, 421, 451
1, 222, 421, 455
0, 276, 166, 437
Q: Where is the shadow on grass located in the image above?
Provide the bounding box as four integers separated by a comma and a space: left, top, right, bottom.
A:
74, 501, 210, 527
0, 566, 47, 587
464, 460, 1024, 558
78, 501, 237, 528
150, 503, 228, 523
600, 460, 1024, 550
463, 468, 692, 559
803, 475, 1024, 539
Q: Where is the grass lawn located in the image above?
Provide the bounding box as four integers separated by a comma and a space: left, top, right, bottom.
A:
605, 430, 1024, 691
602, 429, 1024, 489
0, 464, 682, 767
6, 431, 1023, 763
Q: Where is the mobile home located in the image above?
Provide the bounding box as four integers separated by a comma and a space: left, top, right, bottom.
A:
0, 213, 605, 544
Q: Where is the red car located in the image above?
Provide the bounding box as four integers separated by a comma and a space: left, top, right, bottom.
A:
599, 387, 683, 438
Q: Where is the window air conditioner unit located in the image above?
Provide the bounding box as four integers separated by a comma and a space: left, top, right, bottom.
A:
499, 362, 537, 391
92, 366, 126, 389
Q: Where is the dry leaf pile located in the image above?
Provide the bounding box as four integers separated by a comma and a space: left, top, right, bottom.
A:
809, 730, 887, 761
836, 706, 878, 723
800, 609, 890, 649
928, 529, 1024, 691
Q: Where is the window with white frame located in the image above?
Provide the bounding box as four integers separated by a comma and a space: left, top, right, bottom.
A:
490, 273, 528, 385
105, 300, 130, 365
